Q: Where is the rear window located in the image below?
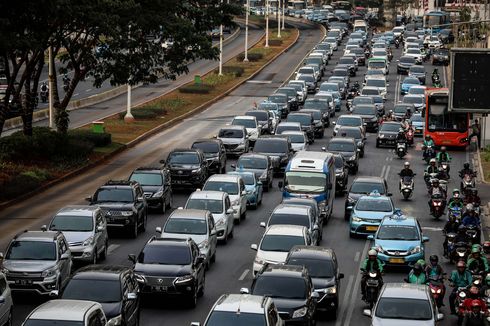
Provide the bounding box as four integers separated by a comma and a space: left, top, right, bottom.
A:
191, 142, 219, 153
219, 129, 243, 138
138, 244, 191, 265
350, 181, 385, 194
254, 139, 288, 153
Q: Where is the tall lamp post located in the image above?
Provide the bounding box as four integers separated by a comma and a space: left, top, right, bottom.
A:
265, 0, 270, 47
219, 0, 224, 75
244, 0, 250, 62
277, 0, 281, 38
282, 0, 285, 30
124, 24, 134, 123
48, 46, 54, 128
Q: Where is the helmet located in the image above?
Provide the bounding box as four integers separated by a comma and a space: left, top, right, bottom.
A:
458, 224, 466, 233
432, 179, 439, 185
441, 146, 446, 151
368, 249, 378, 257
399, 128, 405, 133
464, 162, 470, 169
472, 188, 478, 196
483, 241, 490, 254
429, 255, 438, 263
430, 158, 436, 164
472, 246, 481, 254
413, 263, 422, 271
453, 188, 460, 195
417, 259, 426, 266
404, 161, 410, 167
389, 110, 393, 114
466, 203, 474, 211
425, 135, 430, 140
457, 261, 466, 268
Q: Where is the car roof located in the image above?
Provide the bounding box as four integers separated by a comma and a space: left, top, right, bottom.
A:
188, 190, 226, 200
15, 230, 60, 242
329, 137, 356, 143
73, 265, 130, 281
380, 214, 417, 226
338, 114, 362, 119
278, 121, 301, 127
282, 130, 305, 136
357, 193, 392, 202
265, 224, 307, 236
169, 208, 209, 219
381, 283, 429, 300
233, 115, 256, 120
238, 153, 268, 160
212, 294, 269, 313
288, 245, 335, 259
260, 264, 306, 278
206, 174, 241, 183
192, 138, 221, 145
220, 125, 246, 131
352, 176, 385, 184
55, 205, 98, 217
169, 148, 200, 153
28, 299, 101, 321
273, 204, 311, 215
382, 121, 402, 127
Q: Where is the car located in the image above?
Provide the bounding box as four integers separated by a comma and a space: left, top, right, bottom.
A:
156, 208, 217, 268
333, 114, 364, 136
411, 113, 425, 137
275, 121, 302, 135
287, 112, 315, 144
252, 136, 293, 173
2, 230, 72, 295
350, 96, 374, 112
325, 91, 342, 111
217, 126, 249, 156
324, 37, 338, 50
244, 110, 273, 135
351, 104, 379, 132
129, 238, 206, 307
303, 57, 325, 76
303, 98, 333, 120
45, 205, 109, 264
59, 265, 140, 326
233, 153, 273, 191
129, 165, 173, 212
192, 293, 284, 326
281, 198, 322, 228
439, 29, 454, 44
363, 283, 444, 324
267, 94, 291, 118
276, 87, 300, 111
344, 176, 390, 220
0, 272, 13, 326
367, 58, 388, 75
258, 101, 282, 120
232, 115, 261, 145
22, 299, 107, 326
402, 94, 425, 112
376, 121, 401, 148
338, 57, 356, 76
368, 213, 429, 267
426, 35, 442, 49
400, 77, 420, 95
335, 126, 366, 158
393, 103, 415, 121
332, 153, 348, 195
203, 174, 247, 223
349, 192, 395, 237
317, 82, 340, 97
300, 109, 327, 137
360, 86, 381, 99
332, 68, 350, 84
397, 55, 416, 74
364, 69, 385, 83
246, 265, 319, 324
326, 137, 360, 174
228, 171, 263, 209
349, 47, 366, 66
432, 47, 449, 65
166, 148, 209, 189
296, 66, 318, 82
404, 48, 423, 64
288, 80, 308, 102
260, 204, 321, 245
282, 130, 308, 152
371, 49, 388, 63
296, 74, 317, 95
407, 85, 426, 97
191, 139, 227, 174
251, 225, 312, 275
185, 190, 234, 243
364, 77, 388, 99
371, 95, 385, 116
408, 65, 427, 85
285, 246, 344, 316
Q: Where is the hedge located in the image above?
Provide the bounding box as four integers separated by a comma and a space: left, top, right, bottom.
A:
268, 39, 283, 46
216, 66, 245, 77
236, 52, 263, 62
118, 106, 167, 120
178, 84, 214, 94
68, 130, 112, 147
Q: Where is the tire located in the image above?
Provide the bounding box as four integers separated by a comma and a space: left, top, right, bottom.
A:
161, 199, 166, 214
221, 230, 228, 244
376, 141, 380, 148
167, 193, 173, 209
198, 275, 205, 297
187, 287, 198, 308
240, 209, 246, 220
130, 221, 138, 238
360, 150, 364, 158
344, 211, 350, 221
6, 309, 12, 326
139, 212, 147, 232
100, 240, 108, 260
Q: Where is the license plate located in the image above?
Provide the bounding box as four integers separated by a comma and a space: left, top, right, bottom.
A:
366, 226, 378, 231
389, 258, 404, 264
442, 141, 451, 144
16, 279, 32, 285
152, 286, 168, 292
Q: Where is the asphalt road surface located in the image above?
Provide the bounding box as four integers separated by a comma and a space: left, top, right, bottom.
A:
3, 22, 488, 326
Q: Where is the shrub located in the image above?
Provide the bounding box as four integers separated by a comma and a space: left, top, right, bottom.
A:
118, 106, 167, 120
268, 39, 283, 46
216, 66, 244, 77
178, 84, 214, 94
1, 173, 43, 200
68, 130, 112, 147
237, 52, 263, 62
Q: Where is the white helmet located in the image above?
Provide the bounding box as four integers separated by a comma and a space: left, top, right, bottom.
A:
368, 249, 378, 256
404, 161, 410, 167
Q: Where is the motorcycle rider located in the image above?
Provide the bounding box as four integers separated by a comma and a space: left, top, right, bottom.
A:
479, 274, 490, 297
360, 249, 384, 301
483, 241, 490, 256
459, 162, 476, 179
459, 287, 488, 324
422, 135, 436, 160
461, 299, 489, 326
399, 161, 414, 177
437, 146, 451, 163
428, 178, 446, 213
448, 189, 465, 210
432, 68, 440, 83
407, 263, 427, 284
444, 215, 461, 257
426, 255, 445, 279
426, 158, 438, 174
40, 82, 48, 93
396, 127, 407, 143
464, 188, 482, 207
467, 245, 489, 274
462, 204, 481, 227
450, 261, 473, 315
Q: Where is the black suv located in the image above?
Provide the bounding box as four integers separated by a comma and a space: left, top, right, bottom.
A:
326, 137, 360, 174
166, 148, 209, 189
252, 136, 293, 173
129, 166, 172, 213
87, 180, 147, 238
129, 237, 206, 308
60, 265, 140, 326
248, 264, 318, 324
191, 139, 227, 175
286, 246, 344, 317
344, 176, 390, 220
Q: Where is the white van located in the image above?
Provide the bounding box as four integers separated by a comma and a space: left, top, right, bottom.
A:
353, 20, 368, 33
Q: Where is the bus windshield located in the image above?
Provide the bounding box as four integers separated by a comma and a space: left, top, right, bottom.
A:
427, 103, 467, 132
285, 171, 327, 193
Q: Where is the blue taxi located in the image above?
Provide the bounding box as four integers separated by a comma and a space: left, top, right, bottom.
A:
227, 171, 263, 209
349, 191, 394, 237
367, 211, 429, 267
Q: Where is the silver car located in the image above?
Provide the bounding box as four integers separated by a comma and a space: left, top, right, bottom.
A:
0, 272, 13, 326
45, 205, 109, 264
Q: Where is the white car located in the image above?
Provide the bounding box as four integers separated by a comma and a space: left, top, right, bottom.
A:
184, 190, 235, 243
407, 85, 426, 96
232, 115, 260, 143
404, 48, 423, 64
371, 49, 389, 63
402, 94, 425, 111
251, 224, 311, 275
275, 121, 302, 135
22, 300, 107, 326
282, 130, 308, 152
333, 114, 364, 136
324, 37, 338, 51
392, 26, 405, 38
426, 35, 442, 49
217, 126, 249, 156
203, 174, 248, 223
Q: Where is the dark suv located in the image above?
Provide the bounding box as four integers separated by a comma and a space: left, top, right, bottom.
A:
252, 136, 293, 173
60, 265, 140, 326
191, 139, 227, 175
87, 180, 147, 238
344, 176, 390, 220
129, 237, 206, 308
129, 166, 172, 213
166, 148, 209, 189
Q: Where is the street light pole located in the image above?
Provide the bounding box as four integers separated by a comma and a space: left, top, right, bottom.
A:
124, 24, 134, 123
282, 0, 285, 30
277, 0, 281, 38
244, 0, 249, 62
219, 0, 224, 75
48, 46, 54, 129
265, 0, 270, 47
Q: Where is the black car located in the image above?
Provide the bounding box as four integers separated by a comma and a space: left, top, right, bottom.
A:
61, 265, 140, 326
286, 246, 344, 317
408, 65, 427, 85
300, 109, 327, 137
393, 103, 415, 121
439, 29, 454, 44
335, 126, 366, 158
252, 136, 293, 173
349, 47, 366, 66
338, 57, 356, 76
129, 166, 172, 213
191, 139, 227, 174
166, 148, 209, 188
397, 55, 416, 74
296, 74, 317, 94
87, 180, 147, 238
281, 197, 323, 227
326, 137, 360, 174
245, 110, 273, 134
267, 93, 290, 118
351, 104, 379, 132
233, 153, 273, 191
276, 87, 299, 111
332, 153, 348, 195
332, 68, 351, 84
344, 176, 390, 220
432, 48, 449, 66
129, 237, 206, 308
249, 264, 318, 325
304, 98, 333, 120
287, 112, 315, 144
376, 121, 401, 148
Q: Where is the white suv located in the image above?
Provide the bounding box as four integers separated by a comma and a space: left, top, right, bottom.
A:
203, 174, 247, 224
232, 116, 261, 144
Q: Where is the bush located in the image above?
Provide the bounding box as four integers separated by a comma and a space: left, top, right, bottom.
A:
1, 173, 43, 200
178, 84, 214, 94
118, 106, 167, 120
68, 130, 112, 147
218, 66, 245, 77
268, 39, 283, 46
237, 52, 263, 62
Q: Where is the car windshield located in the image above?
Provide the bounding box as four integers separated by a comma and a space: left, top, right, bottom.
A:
372, 51, 386, 57
305, 57, 323, 66
356, 198, 392, 212
435, 49, 449, 55
298, 68, 314, 75
204, 181, 238, 195
288, 115, 311, 126
319, 83, 338, 92
219, 129, 243, 138
394, 105, 409, 114
303, 110, 321, 120
404, 96, 423, 104
233, 118, 256, 129
350, 181, 385, 194
206, 311, 266, 326
276, 124, 300, 134
297, 75, 315, 83
260, 234, 305, 252
287, 133, 306, 143
367, 69, 384, 76
328, 141, 355, 152
246, 111, 268, 121
362, 88, 379, 96
338, 129, 361, 139
337, 117, 361, 126
339, 58, 353, 64
268, 95, 286, 103
49, 215, 93, 232
269, 213, 310, 228
191, 142, 219, 153
233, 173, 255, 185
164, 218, 207, 235
237, 157, 268, 169
168, 152, 200, 164
375, 298, 432, 320
377, 225, 419, 240
254, 139, 287, 153
6, 241, 56, 260
353, 97, 373, 105
287, 258, 335, 278
258, 103, 278, 111
366, 79, 386, 88
253, 276, 307, 299
24, 321, 84, 326
407, 49, 420, 54
404, 78, 419, 85
369, 61, 385, 68
412, 114, 423, 122
325, 37, 336, 43
129, 172, 163, 186
409, 88, 425, 95
94, 188, 133, 203
186, 199, 223, 214
400, 56, 416, 64
285, 171, 327, 193
62, 279, 122, 303
333, 69, 348, 76
380, 123, 401, 132
410, 66, 425, 73
138, 245, 191, 265
353, 106, 375, 115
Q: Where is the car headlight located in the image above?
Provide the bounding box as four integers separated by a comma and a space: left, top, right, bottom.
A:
254, 257, 265, 265
198, 240, 209, 249
318, 200, 326, 209
107, 314, 122, 326
292, 306, 308, 318
410, 246, 422, 254
351, 215, 362, 222
348, 155, 356, 161
192, 168, 202, 173
375, 245, 384, 253
379, 134, 385, 138
215, 218, 226, 227
42, 266, 58, 278
153, 190, 163, 197
231, 199, 240, 206
347, 196, 355, 203
175, 275, 194, 284
325, 286, 337, 294
83, 236, 95, 247
1, 267, 9, 275
121, 211, 133, 216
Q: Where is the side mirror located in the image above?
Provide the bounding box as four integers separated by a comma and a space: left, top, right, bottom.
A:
339, 273, 345, 279
386, 192, 393, 196
196, 255, 205, 265
257, 181, 262, 186
251, 244, 258, 251
60, 253, 70, 260
363, 309, 372, 317
128, 254, 136, 264
332, 121, 336, 125
85, 196, 92, 203
436, 313, 444, 321
367, 235, 374, 240
156, 227, 162, 234
210, 229, 217, 236
313, 224, 320, 231
49, 290, 59, 298
327, 183, 332, 190
278, 181, 284, 189
226, 208, 234, 214
311, 291, 320, 299
241, 190, 247, 196
41, 225, 47, 231
260, 222, 266, 228
127, 292, 138, 300
422, 236, 430, 243
231, 164, 236, 169
137, 196, 144, 202
240, 287, 250, 294
97, 226, 104, 232
159, 159, 166, 165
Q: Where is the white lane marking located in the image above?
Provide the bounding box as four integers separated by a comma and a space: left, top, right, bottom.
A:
354, 251, 361, 262
246, 80, 272, 84
385, 157, 389, 161
107, 244, 120, 255
238, 269, 249, 281
423, 226, 444, 232
335, 275, 355, 326
385, 165, 391, 179
73, 93, 79, 97
85, 88, 92, 92
380, 165, 386, 178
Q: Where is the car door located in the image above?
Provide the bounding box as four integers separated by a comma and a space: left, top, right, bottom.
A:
207, 213, 217, 257
134, 187, 145, 223
87, 308, 106, 326
94, 212, 105, 255
192, 243, 205, 284
220, 142, 227, 169
0, 275, 11, 325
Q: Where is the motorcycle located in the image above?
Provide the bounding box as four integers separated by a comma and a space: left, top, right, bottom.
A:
432, 74, 440, 85
465, 224, 481, 245
395, 39, 400, 49
40, 90, 48, 103
396, 141, 407, 158
461, 173, 476, 192
423, 145, 436, 163
387, 51, 393, 62
448, 206, 463, 223
363, 271, 382, 309
399, 175, 415, 200
450, 241, 469, 264
430, 193, 446, 219
428, 275, 446, 308
438, 161, 450, 179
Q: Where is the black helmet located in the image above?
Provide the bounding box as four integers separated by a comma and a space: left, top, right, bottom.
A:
458, 224, 466, 233
413, 263, 422, 271
464, 162, 470, 169
429, 255, 438, 263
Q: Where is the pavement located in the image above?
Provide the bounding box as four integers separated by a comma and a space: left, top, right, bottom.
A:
3, 22, 490, 326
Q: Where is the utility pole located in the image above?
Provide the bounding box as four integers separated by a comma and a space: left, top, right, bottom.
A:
219, 0, 224, 75
282, 0, 285, 30
278, 0, 281, 38
48, 46, 54, 129
265, 0, 270, 47
124, 24, 134, 123
244, 0, 250, 62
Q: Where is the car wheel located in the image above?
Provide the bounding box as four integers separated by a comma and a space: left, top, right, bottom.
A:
198, 275, 205, 297
360, 150, 364, 158
211, 250, 216, 263
229, 227, 234, 239
161, 198, 166, 214
100, 240, 108, 260
139, 212, 147, 232
240, 209, 246, 220
167, 193, 173, 209
188, 287, 198, 308
376, 141, 380, 148
221, 165, 226, 174
130, 221, 138, 239
6, 309, 12, 326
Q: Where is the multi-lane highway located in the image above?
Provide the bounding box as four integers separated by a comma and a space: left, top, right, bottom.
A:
3, 20, 489, 326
